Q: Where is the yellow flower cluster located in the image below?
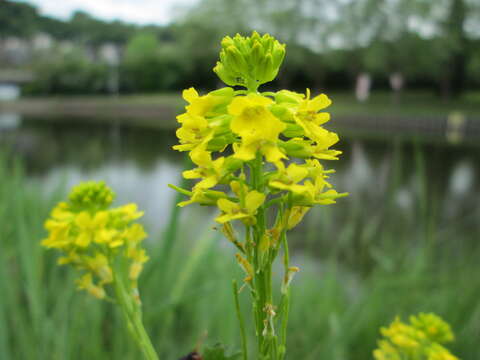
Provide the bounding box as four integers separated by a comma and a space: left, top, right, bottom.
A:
42, 181, 149, 300
374, 313, 459, 360
172, 35, 346, 229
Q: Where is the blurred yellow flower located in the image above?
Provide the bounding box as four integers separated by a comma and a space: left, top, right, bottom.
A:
41, 182, 149, 301
374, 314, 459, 360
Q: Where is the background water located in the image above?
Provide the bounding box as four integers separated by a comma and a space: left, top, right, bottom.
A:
2, 114, 479, 249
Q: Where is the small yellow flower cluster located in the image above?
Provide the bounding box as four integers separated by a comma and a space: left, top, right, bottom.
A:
172, 32, 346, 230
42, 181, 149, 300
374, 313, 459, 360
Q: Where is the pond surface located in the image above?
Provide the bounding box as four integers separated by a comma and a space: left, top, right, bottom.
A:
1, 113, 479, 243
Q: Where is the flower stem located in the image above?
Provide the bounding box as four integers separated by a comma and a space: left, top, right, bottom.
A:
233, 280, 248, 360
113, 266, 159, 360
248, 154, 279, 360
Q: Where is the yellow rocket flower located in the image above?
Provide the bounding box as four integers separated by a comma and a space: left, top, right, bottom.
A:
183, 87, 234, 117
228, 94, 286, 163
74, 211, 109, 247
215, 190, 265, 225
177, 188, 227, 207
183, 151, 227, 190
76, 273, 106, 299
128, 248, 149, 281
42, 182, 149, 301
374, 314, 459, 360
269, 163, 309, 194
286, 206, 311, 230
229, 95, 280, 139
173, 112, 213, 152
84, 253, 113, 284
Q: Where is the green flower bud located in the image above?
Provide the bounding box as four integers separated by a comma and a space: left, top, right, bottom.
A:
214, 31, 286, 90
213, 62, 238, 87
282, 123, 304, 138
68, 181, 115, 211
279, 139, 313, 158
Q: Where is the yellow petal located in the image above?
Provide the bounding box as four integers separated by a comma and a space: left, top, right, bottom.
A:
183, 87, 198, 103
233, 142, 257, 161
245, 191, 265, 213
75, 212, 92, 228
217, 198, 238, 213
310, 93, 331, 111
76, 233, 91, 247
287, 163, 309, 183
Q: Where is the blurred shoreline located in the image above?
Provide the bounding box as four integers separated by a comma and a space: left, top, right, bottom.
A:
1, 92, 479, 144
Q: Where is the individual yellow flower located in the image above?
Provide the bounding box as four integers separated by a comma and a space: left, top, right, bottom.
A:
74, 211, 109, 247
232, 139, 286, 166
286, 206, 311, 230
177, 188, 227, 207
293, 89, 331, 138
215, 190, 265, 225
128, 248, 149, 281
123, 223, 148, 244
76, 273, 106, 299
310, 130, 341, 160
84, 253, 113, 284
112, 203, 144, 223
173, 112, 213, 152
182, 87, 234, 117
229, 94, 281, 139
269, 163, 309, 194
228, 94, 286, 163
183, 150, 227, 190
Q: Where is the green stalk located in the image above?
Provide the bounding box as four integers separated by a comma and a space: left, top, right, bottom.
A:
233, 280, 248, 360
278, 231, 290, 360
248, 154, 279, 360
113, 264, 159, 360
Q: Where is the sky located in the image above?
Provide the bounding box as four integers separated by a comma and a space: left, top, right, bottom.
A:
16, 0, 200, 25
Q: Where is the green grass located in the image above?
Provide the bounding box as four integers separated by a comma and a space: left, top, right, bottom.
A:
1, 148, 479, 360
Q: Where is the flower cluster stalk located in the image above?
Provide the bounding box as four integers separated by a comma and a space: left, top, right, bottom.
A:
112, 261, 159, 360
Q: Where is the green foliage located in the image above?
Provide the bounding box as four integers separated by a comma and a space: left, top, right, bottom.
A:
203, 344, 241, 360
7, 0, 479, 96
1, 141, 480, 359
0, 0, 38, 37
23, 47, 109, 95
121, 32, 187, 92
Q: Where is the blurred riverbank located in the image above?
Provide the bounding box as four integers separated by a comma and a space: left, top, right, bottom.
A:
2, 91, 480, 144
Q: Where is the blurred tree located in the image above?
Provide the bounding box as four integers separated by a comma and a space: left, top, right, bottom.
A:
24, 47, 108, 95
122, 32, 187, 92
439, 0, 469, 98
0, 0, 38, 37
